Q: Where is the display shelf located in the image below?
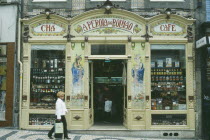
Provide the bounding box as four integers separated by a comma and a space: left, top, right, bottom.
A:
29, 114, 55, 126
151, 114, 187, 125
151, 110, 187, 114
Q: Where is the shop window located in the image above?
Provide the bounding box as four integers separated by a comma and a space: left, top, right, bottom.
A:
91, 44, 125, 55
0, 45, 7, 121
152, 114, 187, 125
151, 45, 186, 110
29, 114, 55, 125
30, 45, 65, 109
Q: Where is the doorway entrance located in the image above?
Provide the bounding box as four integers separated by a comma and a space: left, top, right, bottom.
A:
92, 60, 126, 125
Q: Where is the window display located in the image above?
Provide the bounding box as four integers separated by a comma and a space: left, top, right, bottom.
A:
29, 114, 55, 125
30, 45, 65, 109
151, 45, 186, 110
0, 45, 7, 121
152, 114, 187, 125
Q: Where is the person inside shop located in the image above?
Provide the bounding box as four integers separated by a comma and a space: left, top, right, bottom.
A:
48, 91, 70, 139
104, 97, 112, 123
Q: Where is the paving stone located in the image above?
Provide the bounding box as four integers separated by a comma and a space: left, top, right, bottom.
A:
0, 128, 196, 140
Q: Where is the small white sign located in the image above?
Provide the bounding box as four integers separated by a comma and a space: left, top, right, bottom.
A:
196, 37, 207, 49
166, 58, 172, 67
157, 60, 163, 67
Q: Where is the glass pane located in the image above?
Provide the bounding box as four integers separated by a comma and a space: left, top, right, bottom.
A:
0, 45, 7, 121
29, 114, 55, 125
91, 44, 125, 55
152, 114, 187, 125
30, 45, 65, 109
151, 45, 186, 110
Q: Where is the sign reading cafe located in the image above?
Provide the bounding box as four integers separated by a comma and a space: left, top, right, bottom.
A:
150, 21, 185, 36
74, 16, 142, 35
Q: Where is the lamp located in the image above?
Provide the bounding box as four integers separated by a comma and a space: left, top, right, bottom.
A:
40, 9, 55, 19
103, 0, 113, 14
165, 8, 171, 19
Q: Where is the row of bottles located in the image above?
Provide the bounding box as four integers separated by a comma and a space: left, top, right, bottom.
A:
151, 85, 185, 92
151, 98, 181, 110
33, 58, 65, 69
151, 82, 185, 91
151, 68, 183, 76
29, 115, 55, 125
31, 87, 64, 94
31, 68, 65, 75
32, 84, 64, 89
30, 99, 56, 109
152, 118, 187, 125
32, 75, 65, 84
151, 75, 184, 82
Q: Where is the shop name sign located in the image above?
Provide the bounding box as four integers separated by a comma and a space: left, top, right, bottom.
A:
31, 21, 66, 36
74, 17, 141, 34
154, 23, 182, 33
33, 23, 63, 33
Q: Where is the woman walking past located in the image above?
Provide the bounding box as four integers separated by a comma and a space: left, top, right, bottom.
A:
48, 91, 70, 139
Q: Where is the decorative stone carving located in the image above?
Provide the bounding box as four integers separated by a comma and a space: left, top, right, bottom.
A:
185, 25, 193, 42
135, 115, 142, 120
23, 25, 31, 43
74, 115, 81, 120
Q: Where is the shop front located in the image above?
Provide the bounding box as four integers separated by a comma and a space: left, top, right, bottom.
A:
20, 8, 195, 138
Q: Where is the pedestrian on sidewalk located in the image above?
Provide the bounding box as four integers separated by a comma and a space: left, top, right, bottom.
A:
48, 91, 70, 139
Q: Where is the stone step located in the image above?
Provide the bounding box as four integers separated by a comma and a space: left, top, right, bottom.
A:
71, 125, 195, 139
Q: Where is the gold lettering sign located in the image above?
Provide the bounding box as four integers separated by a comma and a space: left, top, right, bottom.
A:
74, 16, 142, 35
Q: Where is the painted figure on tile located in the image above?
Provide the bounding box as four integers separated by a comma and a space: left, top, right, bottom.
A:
72, 55, 84, 96
131, 54, 145, 102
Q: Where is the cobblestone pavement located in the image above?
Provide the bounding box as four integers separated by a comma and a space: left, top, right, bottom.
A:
0, 128, 194, 140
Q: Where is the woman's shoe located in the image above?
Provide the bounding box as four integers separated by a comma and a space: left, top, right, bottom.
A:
64, 136, 71, 139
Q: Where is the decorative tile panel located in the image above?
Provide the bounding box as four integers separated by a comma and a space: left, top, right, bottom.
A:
131, 0, 144, 9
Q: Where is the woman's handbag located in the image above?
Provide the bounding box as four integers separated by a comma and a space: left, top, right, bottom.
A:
55, 122, 63, 134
